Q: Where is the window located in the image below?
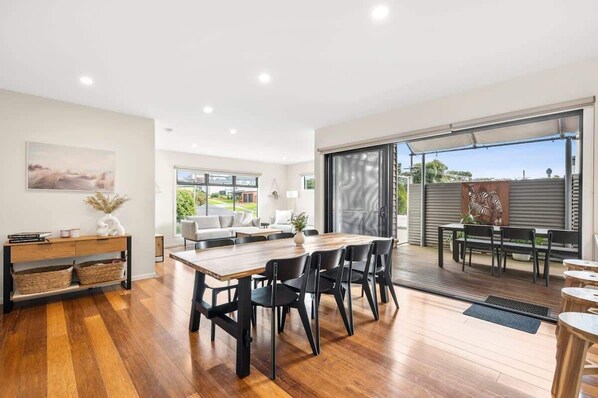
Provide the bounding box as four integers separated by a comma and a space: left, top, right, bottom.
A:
302, 174, 315, 190
174, 169, 259, 234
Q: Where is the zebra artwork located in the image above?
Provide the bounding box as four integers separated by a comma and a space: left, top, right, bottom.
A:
461, 182, 510, 226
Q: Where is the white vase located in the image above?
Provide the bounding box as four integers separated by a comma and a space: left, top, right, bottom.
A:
96, 213, 125, 236
293, 231, 305, 246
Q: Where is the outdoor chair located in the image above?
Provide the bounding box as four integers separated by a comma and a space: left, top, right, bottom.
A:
235, 235, 267, 245
268, 232, 295, 240
303, 229, 319, 236
462, 224, 500, 276
499, 227, 539, 283
250, 253, 317, 379
544, 230, 579, 286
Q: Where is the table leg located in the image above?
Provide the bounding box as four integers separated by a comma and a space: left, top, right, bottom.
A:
189, 271, 206, 332
438, 227, 444, 268
452, 230, 460, 263
236, 276, 252, 378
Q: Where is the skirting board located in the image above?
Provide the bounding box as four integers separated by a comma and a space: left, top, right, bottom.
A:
0, 272, 158, 304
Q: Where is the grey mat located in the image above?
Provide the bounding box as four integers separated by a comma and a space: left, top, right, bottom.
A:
463, 304, 541, 334
485, 295, 550, 317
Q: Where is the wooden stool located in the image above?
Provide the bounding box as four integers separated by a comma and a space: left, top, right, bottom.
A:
552, 313, 598, 397
564, 259, 598, 272
563, 271, 598, 288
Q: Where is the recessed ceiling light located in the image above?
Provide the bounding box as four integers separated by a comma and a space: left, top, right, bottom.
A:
258, 73, 271, 84
371, 5, 389, 21
230, 129, 237, 135
203, 106, 213, 114
164, 128, 174, 133
192, 143, 197, 148
79, 76, 94, 85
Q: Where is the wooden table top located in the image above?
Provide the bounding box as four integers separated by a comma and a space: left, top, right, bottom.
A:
169, 233, 379, 281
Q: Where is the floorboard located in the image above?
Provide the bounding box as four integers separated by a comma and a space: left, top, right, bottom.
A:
0, 247, 594, 397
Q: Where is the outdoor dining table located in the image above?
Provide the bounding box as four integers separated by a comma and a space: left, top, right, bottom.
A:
169, 232, 377, 378
437, 223, 550, 268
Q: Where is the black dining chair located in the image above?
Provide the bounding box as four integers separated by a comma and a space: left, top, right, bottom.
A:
500, 227, 538, 283
462, 224, 500, 275
282, 247, 347, 352
194, 238, 236, 341
303, 229, 319, 236
268, 232, 295, 240
251, 253, 317, 379
236, 235, 267, 245
352, 239, 398, 312
545, 230, 579, 287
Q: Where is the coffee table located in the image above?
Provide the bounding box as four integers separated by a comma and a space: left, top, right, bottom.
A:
235, 228, 282, 238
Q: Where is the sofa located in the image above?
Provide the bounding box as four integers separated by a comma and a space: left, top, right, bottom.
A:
181, 213, 261, 248
269, 209, 315, 233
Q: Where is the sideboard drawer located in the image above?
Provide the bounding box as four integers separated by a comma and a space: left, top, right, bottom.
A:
76, 237, 127, 256
11, 242, 76, 262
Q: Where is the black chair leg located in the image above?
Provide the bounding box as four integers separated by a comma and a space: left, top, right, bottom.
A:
362, 279, 379, 320
296, 302, 318, 356
277, 307, 283, 334
280, 306, 288, 331
462, 244, 466, 271
251, 305, 257, 327
211, 289, 217, 341
468, 248, 472, 268
385, 271, 399, 309
184, 238, 187, 248
333, 288, 351, 336
271, 305, 276, 380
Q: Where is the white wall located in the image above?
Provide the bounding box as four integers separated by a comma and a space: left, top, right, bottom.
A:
286, 161, 315, 224
315, 58, 598, 259
155, 149, 290, 247
0, 89, 156, 298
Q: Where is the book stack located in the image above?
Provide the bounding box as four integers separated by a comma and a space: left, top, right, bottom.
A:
7, 232, 52, 244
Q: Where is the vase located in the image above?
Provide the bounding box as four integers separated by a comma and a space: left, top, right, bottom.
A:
96, 213, 126, 236
293, 231, 305, 246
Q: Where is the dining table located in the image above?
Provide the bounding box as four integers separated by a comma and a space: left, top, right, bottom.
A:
169, 232, 377, 378
437, 223, 550, 268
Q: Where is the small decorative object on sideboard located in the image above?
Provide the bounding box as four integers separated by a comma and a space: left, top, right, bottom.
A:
69, 228, 81, 238
84, 192, 130, 236
291, 212, 308, 246
60, 229, 71, 238
7, 231, 51, 244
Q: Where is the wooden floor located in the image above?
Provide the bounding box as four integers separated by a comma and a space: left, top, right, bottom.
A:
1, 248, 598, 397
393, 245, 565, 319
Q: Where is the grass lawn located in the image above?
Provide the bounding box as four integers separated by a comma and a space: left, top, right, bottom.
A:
208, 198, 257, 214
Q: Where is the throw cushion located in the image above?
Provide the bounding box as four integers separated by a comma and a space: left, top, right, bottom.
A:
274, 210, 293, 224
219, 215, 234, 228
232, 212, 252, 227
188, 216, 221, 230
252, 217, 261, 227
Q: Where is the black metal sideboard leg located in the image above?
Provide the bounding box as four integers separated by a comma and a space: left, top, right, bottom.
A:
3, 246, 12, 313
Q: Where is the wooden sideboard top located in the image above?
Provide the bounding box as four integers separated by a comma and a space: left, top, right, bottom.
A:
3, 234, 131, 247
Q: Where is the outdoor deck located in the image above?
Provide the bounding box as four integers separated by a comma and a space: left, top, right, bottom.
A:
392, 244, 565, 319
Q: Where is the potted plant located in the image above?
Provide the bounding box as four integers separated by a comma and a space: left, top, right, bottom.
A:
84, 192, 130, 236
290, 212, 308, 246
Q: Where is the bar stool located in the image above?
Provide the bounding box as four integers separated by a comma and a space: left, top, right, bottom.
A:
564, 259, 598, 272
552, 313, 598, 397
563, 271, 598, 288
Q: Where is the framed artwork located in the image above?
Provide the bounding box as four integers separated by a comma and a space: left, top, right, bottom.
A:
461, 181, 509, 225
27, 142, 115, 192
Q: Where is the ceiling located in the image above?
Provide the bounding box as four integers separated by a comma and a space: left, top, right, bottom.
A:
2, 1, 598, 164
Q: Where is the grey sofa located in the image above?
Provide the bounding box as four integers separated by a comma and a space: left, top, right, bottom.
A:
181, 214, 261, 248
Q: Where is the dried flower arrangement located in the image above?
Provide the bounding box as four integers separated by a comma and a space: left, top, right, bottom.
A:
84, 192, 130, 214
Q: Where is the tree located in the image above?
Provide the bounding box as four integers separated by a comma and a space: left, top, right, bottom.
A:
176, 189, 196, 221
397, 181, 407, 215
406, 159, 471, 183
195, 190, 207, 206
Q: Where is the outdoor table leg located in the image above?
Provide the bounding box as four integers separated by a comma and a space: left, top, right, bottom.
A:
452, 230, 460, 263
236, 276, 252, 378
438, 227, 444, 268
189, 271, 206, 332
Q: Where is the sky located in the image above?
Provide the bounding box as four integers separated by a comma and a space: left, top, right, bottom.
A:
397, 139, 577, 180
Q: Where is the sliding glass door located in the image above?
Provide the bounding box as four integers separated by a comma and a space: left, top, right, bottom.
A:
325, 145, 393, 237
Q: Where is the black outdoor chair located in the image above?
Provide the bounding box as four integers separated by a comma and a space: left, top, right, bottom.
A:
251, 253, 317, 379
235, 235, 267, 245
500, 227, 539, 283
282, 247, 348, 352
462, 224, 500, 275
544, 230, 580, 286
303, 229, 319, 236
268, 232, 295, 240
194, 238, 237, 341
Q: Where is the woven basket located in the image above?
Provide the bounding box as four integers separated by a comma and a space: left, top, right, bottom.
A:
75, 259, 125, 285
12, 264, 73, 295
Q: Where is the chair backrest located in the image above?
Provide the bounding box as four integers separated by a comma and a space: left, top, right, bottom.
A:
464, 224, 494, 239
236, 235, 267, 245
311, 248, 345, 272
195, 238, 235, 250
303, 229, 319, 236
500, 227, 536, 242
548, 229, 578, 246
372, 239, 394, 256
345, 243, 373, 262
264, 254, 310, 282
268, 232, 295, 240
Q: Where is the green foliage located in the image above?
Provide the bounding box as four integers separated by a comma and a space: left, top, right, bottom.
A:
397, 181, 407, 215
195, 190, 206, 206
291, 212, 309, 232
407, 159, 472, 183
176, 189, 196, 221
